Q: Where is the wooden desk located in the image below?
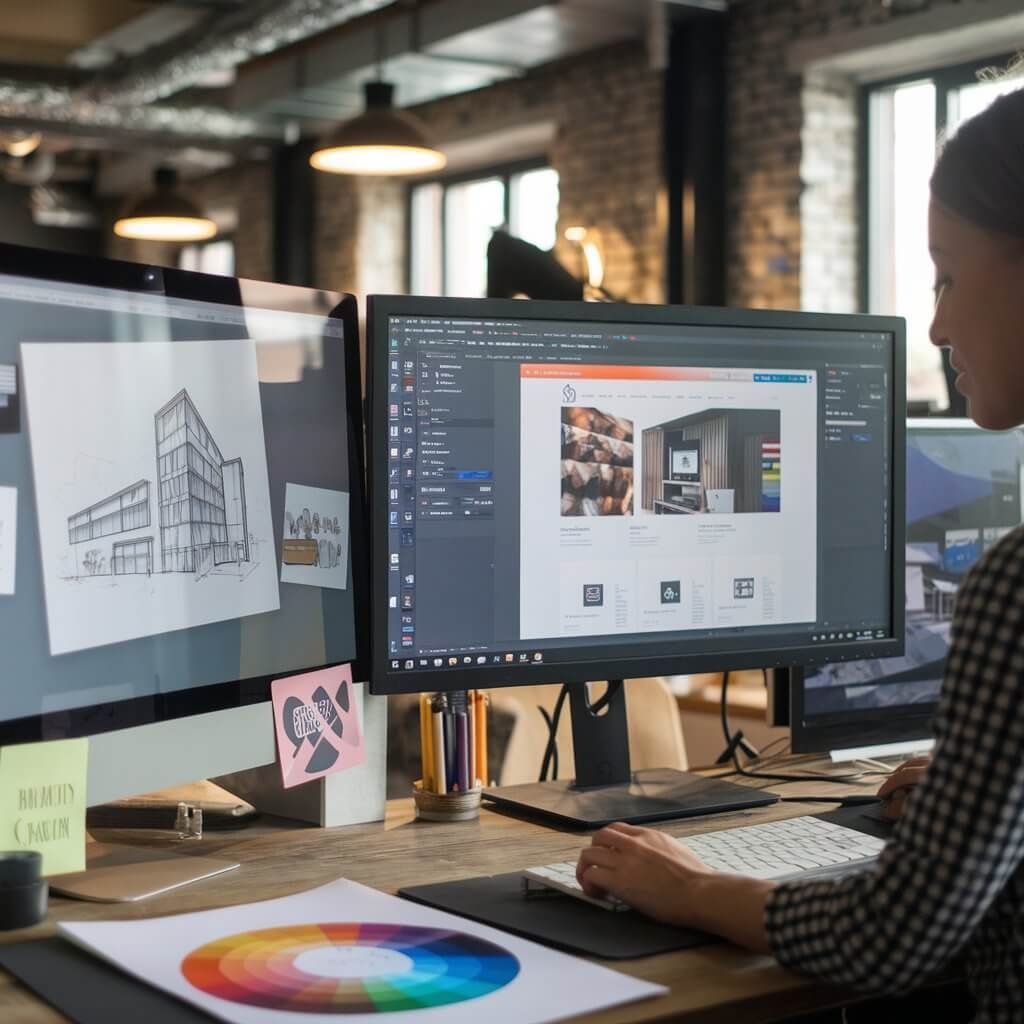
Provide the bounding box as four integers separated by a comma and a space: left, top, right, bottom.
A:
0, 761, 878, 1022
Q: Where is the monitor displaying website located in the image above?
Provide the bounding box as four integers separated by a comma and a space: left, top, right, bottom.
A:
383, 311, 896, 675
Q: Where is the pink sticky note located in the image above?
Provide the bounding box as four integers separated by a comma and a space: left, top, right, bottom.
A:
271, 664, 365, 789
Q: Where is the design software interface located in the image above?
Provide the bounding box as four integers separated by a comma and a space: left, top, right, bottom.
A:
384, 313, 896, 675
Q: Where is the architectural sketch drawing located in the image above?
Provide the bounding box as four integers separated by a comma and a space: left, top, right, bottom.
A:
21, 340, 280, 656
153, 389, 250, 575
68, 480, 152, 576
63, 389, 258, 584
280, 482, 349, 591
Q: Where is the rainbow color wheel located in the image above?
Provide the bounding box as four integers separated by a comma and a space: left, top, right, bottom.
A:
181, 922, 520, 1014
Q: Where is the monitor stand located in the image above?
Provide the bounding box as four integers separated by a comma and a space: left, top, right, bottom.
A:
481, 680, 778, 830
48, 837, 239, 903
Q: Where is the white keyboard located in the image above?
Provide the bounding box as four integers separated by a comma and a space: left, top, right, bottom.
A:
522, 815, 885, 911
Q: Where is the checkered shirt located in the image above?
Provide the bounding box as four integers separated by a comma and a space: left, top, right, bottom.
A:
765, 525, 1024, 1023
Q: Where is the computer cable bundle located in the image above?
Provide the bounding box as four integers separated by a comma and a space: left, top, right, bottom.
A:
538, 682, 619, 783
717, 670, 879, 787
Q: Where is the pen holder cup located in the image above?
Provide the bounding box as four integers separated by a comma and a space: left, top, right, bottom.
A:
413, 785, 482, 822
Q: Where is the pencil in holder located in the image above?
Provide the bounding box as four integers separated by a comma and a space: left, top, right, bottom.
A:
414, 690, 488, 821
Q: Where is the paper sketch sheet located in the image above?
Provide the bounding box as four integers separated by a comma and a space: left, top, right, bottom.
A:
280, 482, 349, 590
60, 878, 666, 1024
0, 485, 15, 595
21, 341, 280, 655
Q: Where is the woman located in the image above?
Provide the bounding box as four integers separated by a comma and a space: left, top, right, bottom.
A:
576, 81, 1024, 1022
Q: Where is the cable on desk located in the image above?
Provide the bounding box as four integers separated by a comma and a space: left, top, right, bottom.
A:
539, 685, 569, 782
538, 704, 559, 781
718, 669, 874, 785
777, 794, 883, 808
538, 682, 619, 783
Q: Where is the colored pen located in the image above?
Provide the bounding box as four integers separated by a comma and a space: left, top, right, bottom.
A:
455, 711, 469, 792
443, 705, 456, 790
431, 697, 446, 795
475, 690, 488, 787
467, 692, 477, 789
419, 692, 434, 792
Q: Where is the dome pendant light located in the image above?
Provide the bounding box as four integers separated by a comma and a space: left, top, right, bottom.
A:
309, 80, 446, 176
114, 167, 217, 242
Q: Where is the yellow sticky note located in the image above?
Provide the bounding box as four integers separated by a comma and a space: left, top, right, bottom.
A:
0, 738, 88, 876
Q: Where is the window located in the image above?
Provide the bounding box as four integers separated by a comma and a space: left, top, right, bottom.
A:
865, 56, 1018, 410
179, 238, 235, 278
409, 164, 559, 297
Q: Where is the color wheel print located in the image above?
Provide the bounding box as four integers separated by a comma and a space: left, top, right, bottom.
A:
181, 923, 520, 1014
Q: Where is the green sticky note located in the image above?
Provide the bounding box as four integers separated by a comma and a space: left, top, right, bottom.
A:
0, 738, 88, 876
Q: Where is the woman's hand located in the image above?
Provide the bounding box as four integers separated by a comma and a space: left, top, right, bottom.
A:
877, 755, 931, 820
575, 821, 714, 926
575, 821, 773, 951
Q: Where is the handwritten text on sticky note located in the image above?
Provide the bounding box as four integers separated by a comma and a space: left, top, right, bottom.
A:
271, 665, 364, 789
0, 737, 88, 875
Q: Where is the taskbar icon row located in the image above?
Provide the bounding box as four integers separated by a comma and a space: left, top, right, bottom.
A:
391, 651, 545, 671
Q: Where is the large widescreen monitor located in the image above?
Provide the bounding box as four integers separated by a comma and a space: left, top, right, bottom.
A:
791, 419, 1024, 757
367, 296, 906, 825
0, 243, 368, 807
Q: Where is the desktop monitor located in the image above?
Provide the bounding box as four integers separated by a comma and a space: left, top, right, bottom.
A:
367, 296, 906, 827
0, 243, 368, 807
791, 419, 1024, 757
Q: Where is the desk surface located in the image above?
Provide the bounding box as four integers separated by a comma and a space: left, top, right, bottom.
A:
0, 759, 879, 1023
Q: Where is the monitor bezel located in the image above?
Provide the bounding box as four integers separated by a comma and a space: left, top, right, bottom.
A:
0, 241, 370, 744
367, 294, 906, 697
790, 418, 1006, 754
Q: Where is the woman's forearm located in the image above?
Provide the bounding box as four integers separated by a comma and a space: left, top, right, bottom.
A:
687, 874, 775, 953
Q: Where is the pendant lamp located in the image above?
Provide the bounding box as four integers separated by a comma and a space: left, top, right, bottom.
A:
0, 130, 42, 158
309, 81, 446, 176
114, 167, 217, 242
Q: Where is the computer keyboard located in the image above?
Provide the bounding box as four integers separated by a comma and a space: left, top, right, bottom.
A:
521, 815, 886, 911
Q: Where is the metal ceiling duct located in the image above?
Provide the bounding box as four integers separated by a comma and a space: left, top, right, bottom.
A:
0, 79, 272, 144
92, 0, 398, 106
0, 0, 397, 143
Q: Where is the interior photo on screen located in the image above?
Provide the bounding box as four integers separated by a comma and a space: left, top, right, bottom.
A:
803, 421, 1024, 717
641, 409, 780, 514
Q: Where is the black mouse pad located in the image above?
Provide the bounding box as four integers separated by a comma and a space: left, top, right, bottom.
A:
400, 807, 892, 959
400, 872, 715, 959
0, 937, 214, 1024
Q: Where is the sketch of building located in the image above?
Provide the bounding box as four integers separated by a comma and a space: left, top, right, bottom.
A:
66, 390, 250, 578
154, 389, 248, 574
67, 480, 153, 576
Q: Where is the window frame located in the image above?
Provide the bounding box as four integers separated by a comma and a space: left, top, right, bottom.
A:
406, 157, 553, 296
857, 51, 1019, 314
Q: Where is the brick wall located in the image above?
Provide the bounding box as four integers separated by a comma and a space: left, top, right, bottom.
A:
726, 0, 1014, 311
